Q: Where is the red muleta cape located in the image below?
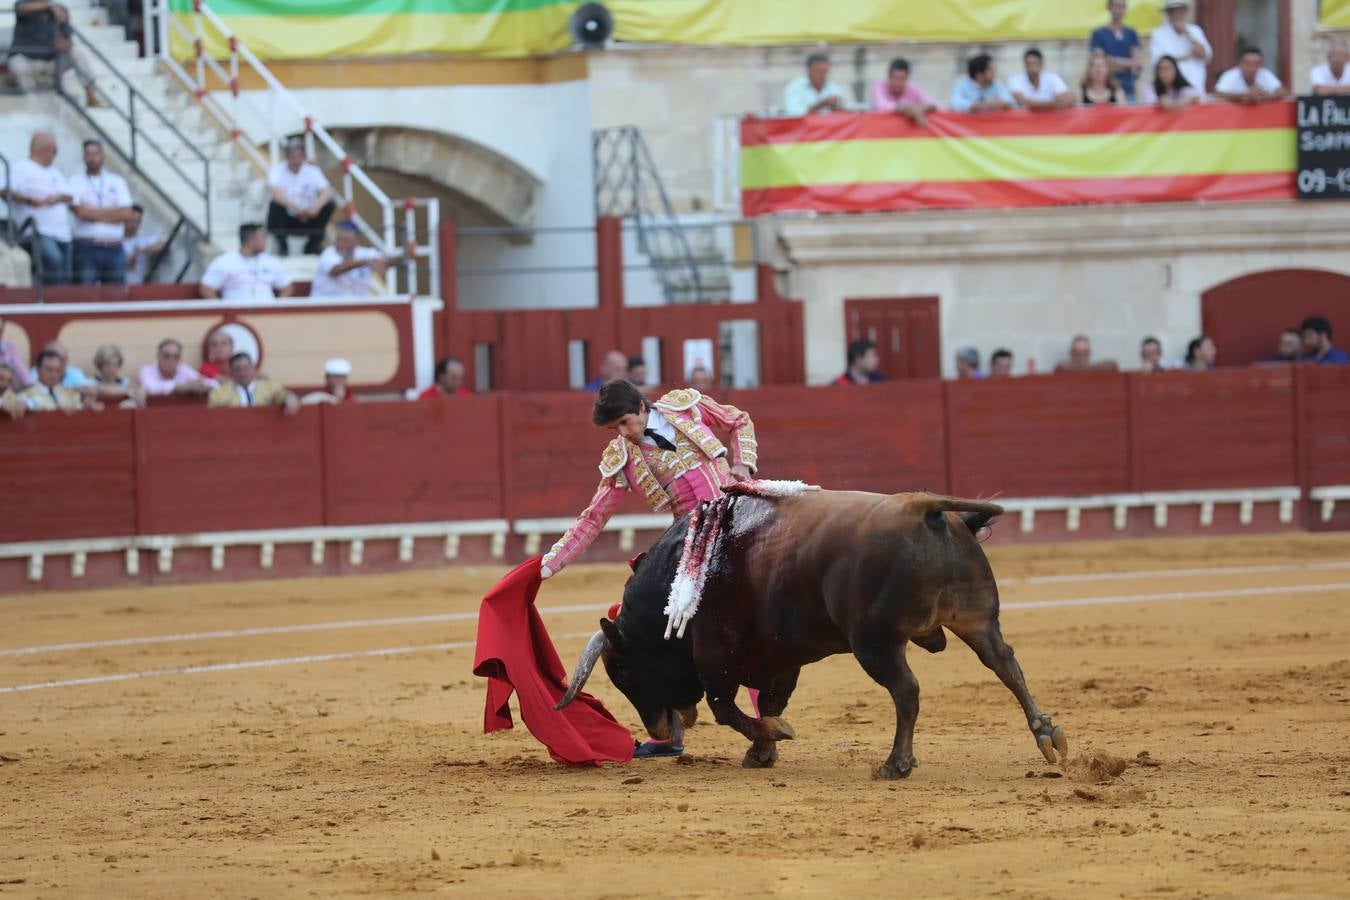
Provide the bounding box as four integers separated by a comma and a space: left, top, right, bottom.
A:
471, 556, 634, 767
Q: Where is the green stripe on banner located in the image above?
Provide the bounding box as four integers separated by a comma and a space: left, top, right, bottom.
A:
168, 0, 571, 15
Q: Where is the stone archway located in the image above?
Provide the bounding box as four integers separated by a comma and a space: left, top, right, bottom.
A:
1201, 269, 1350, 365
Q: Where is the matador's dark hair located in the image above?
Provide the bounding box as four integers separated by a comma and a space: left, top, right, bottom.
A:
592, 379, 647, 425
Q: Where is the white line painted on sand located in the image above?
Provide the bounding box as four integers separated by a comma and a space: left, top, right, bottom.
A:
1002, 560, 1350, 586
3, 582, 1348, 694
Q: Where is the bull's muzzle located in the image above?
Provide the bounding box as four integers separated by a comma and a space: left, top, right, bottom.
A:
554, 629, 610, 710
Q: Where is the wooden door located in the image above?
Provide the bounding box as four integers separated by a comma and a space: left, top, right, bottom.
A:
1201, 269, 1350, 365
844, 296, 940, 380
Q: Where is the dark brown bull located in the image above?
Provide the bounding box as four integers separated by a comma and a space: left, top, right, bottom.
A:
557, 489, 1068, 778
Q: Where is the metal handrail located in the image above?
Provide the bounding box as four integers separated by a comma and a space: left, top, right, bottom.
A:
13, 219, 46, 303
0, 150, 13, 248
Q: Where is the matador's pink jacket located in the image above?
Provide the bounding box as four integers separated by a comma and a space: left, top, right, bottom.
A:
542, 389, 758, 575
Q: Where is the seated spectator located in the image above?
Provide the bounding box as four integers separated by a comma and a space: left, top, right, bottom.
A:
1139, 336, 1179, 373
1081, 50, 1125, 106
28, 339, 95, 393
5, 0, 98, 107
989, 348, 1014, 377
1150, 0, 1211, 99
870, 58, 937, 125
7, 132, 74, 285
1090, 0, 1143, 101
198, 329, 235, 380
784, 52, 847, 116
92, 343, 142, 405
1311, 39, 1350, 96
1300, 316, 1349, 365
836, 339, 885, 384
301, 358, 356, 405
208, 352, 299, 414
1263, 328, 1303, 363
627, 355, 647, 386
583, 349, 629, 391
139, 338, 215, 397
18, 347, 99, 411
1141, 55, 1201, 109
419, 356, 471, 399
266, 139, 335, 256
311, 222, 393, 297
0, 316, 32, 389
1009, 48, 1074, 110
1185, 336, 1217, 371
0, 362, 25, 420
949, 54, 1016, 114
122, 205, 165, 285
1212, 47, 1288, 103
199, 224, 293, 301
688, 365, 714, 393
955, 346, 982, 379
69, 140, 134, 285
1055, 335, 1118, 373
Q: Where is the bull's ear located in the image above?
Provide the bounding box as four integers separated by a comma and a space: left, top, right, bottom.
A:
599, 617, 625, 648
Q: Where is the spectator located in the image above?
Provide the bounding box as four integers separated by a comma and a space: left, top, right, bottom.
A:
1184, 336, 1217, 371
70, 139, 133, 285
5, 0, 98, 107
265, 139, 335, 256
1055, 335, 1118, 372
6, 131, 74, 284
1264, 328, 1303, 363
199, 329, 235, 380
1142, 55, 1202, 109
419, 356, 471, 399
199, 224, 292, 301
1081, 50, 1126, 105
301, 358, 356, 405
583, 349, 629, 391
1150, 1, 1211, 99
138, 338, 214, 397
627, 355, 647, 386
836, 339, 885, 384
91, 342, 141, 405
688, 365, 714, 393
950, 53, 1016, 113
1311, 39, 1350, 96
1009, 48, 1074, 110
1139, 336, 1178, 373
28, 339, 95, 393
955, 346, 982, 379
784, 52, 847, 116
1090, 0, 1143, 101
0, 315, 31, 388
122, 205, 165, 285
0, 362, 25, 420
1212, 47, 1288, 104
208, 352, 299, 414
870, 57, 937, 125
18, 347, 98, 411
989, 348, 1014, 377
311, 222, 392, 297
1300, 316, 1349, 365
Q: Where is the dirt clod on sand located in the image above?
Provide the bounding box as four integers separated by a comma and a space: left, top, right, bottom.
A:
1066, 750, 1130, 784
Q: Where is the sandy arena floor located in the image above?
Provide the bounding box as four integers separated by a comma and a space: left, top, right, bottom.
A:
2, 533, 1349, 899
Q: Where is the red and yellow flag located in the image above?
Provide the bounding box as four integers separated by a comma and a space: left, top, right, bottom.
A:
740, 103, 1296, 216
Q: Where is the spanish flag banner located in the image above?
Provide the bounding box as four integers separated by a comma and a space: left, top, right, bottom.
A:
740, 104, 1297, 217
1321, 0, 1350, 28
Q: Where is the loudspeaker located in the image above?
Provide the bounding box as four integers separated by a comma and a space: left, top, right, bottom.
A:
569, 3, 613, 48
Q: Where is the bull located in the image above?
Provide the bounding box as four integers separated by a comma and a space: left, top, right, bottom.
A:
557, 489, 1068, 779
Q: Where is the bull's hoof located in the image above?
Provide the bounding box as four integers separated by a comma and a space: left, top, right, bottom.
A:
759, 716, 796, 741
1032, 717, 1069, 764
873, 757, 915, 781
741, 744, 779, 769
678, 705, 699, 729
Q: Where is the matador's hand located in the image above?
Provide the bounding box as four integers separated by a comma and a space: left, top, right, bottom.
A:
729, 464, 753, 482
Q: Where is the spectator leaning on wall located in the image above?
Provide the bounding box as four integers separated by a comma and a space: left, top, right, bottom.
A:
1311, 40, 1350, 96
208, 352, 299, 414
29, 340, 96, 396
310, 222, 391, 297
1212, 47, 1288, 104
138, 338, 215, 397
1008, 48, 1075, 110
1142, 54, 1202, 108
783, 52, 847, 116
949, 54, 1016, 113
836, 339, 885, 385
1300, 316, 1349, 365
989, 349, 1014, 377
1139, 336, 1179, 373
870, 58, 937, 125
1264, 328, 1303, 364
199, 224, 293, 301
419, 356, 471, 399
1090, 0, 1143, 101
19, 347, 100, 412
301, 358, 357, 405
1150, 0, 1211, 98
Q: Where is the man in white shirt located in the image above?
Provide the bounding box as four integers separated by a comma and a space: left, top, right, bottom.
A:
265, 139, 334, 256
4, 131, 74, 284
1007, 48, 1074, 110
783, 52, 848, 116
1311, 40, 1350, 96
199, 223, 293, 301
122, 205, 165, 285
310, 222, 393, 297
1150, 0, 1212, 98
1213, 47, 1288, 103
69, 139, 133, 284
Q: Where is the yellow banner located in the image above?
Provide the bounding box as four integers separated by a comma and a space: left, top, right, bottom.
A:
1321, 0, 1350, 28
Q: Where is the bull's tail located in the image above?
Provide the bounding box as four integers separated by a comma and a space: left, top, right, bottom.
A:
917, 495, 1004, 535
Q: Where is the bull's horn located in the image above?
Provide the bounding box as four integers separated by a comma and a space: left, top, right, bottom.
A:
555, 629, 610, 710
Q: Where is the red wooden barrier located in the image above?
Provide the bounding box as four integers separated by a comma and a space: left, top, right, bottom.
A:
1301, 365, 1350, 488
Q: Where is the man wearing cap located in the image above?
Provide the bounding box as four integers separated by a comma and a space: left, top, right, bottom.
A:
310, 222, 393, 298
301, 358, 358, 404
1150, 1, 1212, 97
265, 139, 334, 256
70, 139, 134, 284
955, 347, 983, 379
208, 352, 300, 414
